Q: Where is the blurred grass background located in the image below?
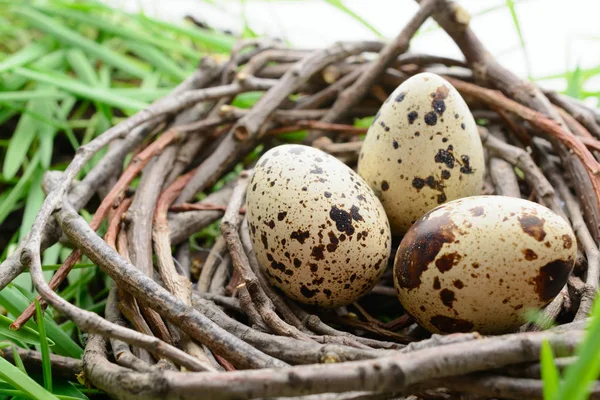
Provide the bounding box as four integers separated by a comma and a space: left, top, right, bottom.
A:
0, 0, 598, 399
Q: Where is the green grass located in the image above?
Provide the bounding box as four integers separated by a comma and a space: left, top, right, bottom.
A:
541, 297, 600, 400
0, 2, 239, 396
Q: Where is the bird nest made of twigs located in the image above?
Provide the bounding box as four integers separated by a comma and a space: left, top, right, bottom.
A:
4, 0, 600, 399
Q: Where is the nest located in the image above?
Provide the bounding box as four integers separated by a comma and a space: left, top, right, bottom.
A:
4, 0, 600, 399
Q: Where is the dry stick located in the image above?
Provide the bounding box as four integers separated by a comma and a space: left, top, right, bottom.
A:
197, 236, 228, 293
295, 64, 368, 110
488, 127, 521, 198
450, 78, 600, 182
85, 328, 583, 399
11, 127, 186, 330
309, 0, 441, 142
105, 284, 158, 373
168, 187, 233, 246
177, 41, 385, 204
56, 204, 286, 369
192, 296, 391, 364
0, 61, 221, 291
547, 91, 600, 139
107, 199, 169, 364
153, 167, 227, 367
117, 225, 165, 363
537, 144, 600, 319
282, 298, 401, 350
209, 253, 232, 296
478, 127, 563, 217
429, 0, 600, 241
221, 171, 314, 341
238, 219, 309, 333
267, 120, 368, 136
127, 152, 178, 346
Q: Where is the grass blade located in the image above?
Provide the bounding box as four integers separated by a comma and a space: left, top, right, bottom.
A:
126, 41, 190, 81
10, 345, 26, 373
555, 296, 600, 400
540, 339, 560, 399
0, 285, 83, 358
322, 0, 383, 38
14, 67, 148, 111
35, 3, 199, 60
14, 6, 149, 78
0, 90, 66, 102
0, 152, 41, 226
135, 14, 235, 53
18, 168, 44, 242
0, 313, 54, 346
0, 41, 48, 74
2, 99, 41, 180
505, 0, 531, 78
35, 301, 53, 392
0, 356, 59, 400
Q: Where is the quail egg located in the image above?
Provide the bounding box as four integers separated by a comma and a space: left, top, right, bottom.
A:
394, 195, 576, 334
358, 72, 485, 234
246, 144, 391, 307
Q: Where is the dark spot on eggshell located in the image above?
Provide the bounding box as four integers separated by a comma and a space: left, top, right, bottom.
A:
523, 249, 538, 261
310, 165, 323, 174
441, 170, 451, 180
393, 140, 399, 149
435, 252, 462, 273
252, 183, 257, 191
350, 205, 363, 222
408, 111, 418, 124
329, 206, 355, 236
300, 285, 318, 298
440, 289, 456, 308
453, 280, 464, 289
265, 220, 275, 229
562, 234, 573, 249
381, 181, 390, 191
432, 99, 446, 115
357, 194, 366, 202
260, 232, 268, 249
326, 231, 339, 253
461, 123, 466, 130
290, 229, 310, 244
424, 112, 437, 126
470, 206, 484, 217
412, 178, 425, 189
532, 259, 573, 302
433, 276, 441, 290
434, 147, 455, 169
459, 155, 474, 174
430, 315, 474, 333
277, 211, 287, 221
395, 212, 457, 290
324, 191, 332, 198
288, 146, 305, 154
518, 215, 547, 242
395, 92, 406, 102
323, 289, 332, 298
293, 258, 302, 268
311, 245, 325, 260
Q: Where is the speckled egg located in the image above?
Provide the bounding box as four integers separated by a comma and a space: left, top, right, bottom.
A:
246, 144, 391, 307
394, 195, 576, 335
357, 72, 485, 235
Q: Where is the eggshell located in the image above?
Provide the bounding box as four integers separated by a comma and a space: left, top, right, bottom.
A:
357, 72, 485, 235
393, 195, 576, 334
246, 144, 391, 307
